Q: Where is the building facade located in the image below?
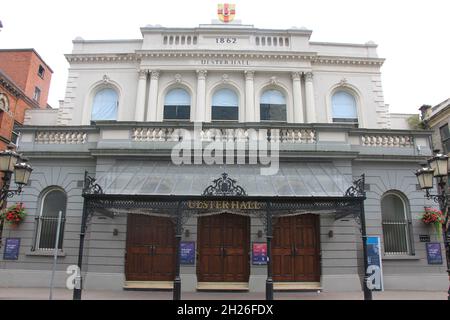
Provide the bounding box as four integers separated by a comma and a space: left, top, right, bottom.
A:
0, 22, 447, 294
0, 49, 53, 150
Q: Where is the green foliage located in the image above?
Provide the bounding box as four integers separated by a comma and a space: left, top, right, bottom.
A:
407, 114, 426, 130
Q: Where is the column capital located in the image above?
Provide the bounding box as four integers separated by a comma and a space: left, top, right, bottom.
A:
305, 72, 314, 82
196, 70, 208, 80
150, 70, 160, 80
291, 72, 302, 81
138, 69, 148, 79
245, 70, 255, 80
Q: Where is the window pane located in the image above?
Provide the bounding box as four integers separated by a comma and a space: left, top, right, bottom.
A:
91, 88, 118, 121
260, 104, 286, 121
165, 88, 190, 105
439, 124, 450, 140
164, 105, 190, 120
212, 88, 238, 121
212, 106, 238, 120
332, 91, 357, 120
381, 193, 410, 254
261, 90, 285, 105
38, 190, 67, 250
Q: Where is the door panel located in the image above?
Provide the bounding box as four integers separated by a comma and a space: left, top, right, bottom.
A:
198, 213, 250, 282
125, 214, 176, 281
273, 214, 320, 282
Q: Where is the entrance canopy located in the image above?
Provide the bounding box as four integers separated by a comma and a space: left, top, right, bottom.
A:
95, 160, 352, 197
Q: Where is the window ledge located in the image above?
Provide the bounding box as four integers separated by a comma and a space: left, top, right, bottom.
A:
382, 255, 420, 261
26, 250, 66, 257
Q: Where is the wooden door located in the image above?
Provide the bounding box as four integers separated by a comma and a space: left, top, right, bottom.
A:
125, 214, 176, 281
198, 213, 250, 282
273, 214, 320, 282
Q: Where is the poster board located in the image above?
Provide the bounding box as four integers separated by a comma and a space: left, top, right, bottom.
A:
366, 236, 384, 291
252, 242, 267, 265
3, 238, 20, 260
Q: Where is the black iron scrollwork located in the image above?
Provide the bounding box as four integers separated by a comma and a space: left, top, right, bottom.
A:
82, 172, 103, 195
202, 173, 247, 196
345, 174, 366, 197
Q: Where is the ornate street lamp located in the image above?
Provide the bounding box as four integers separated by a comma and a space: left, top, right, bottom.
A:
416, 151, 450, 300
0, 145, 33, 203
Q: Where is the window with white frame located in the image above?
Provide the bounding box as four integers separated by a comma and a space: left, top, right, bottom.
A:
331, 90, 358, 123
260, 89, 287, 122
439, 124, 450, 154
164, 88, 191, 120
91, 88, 118, 121
381, 192, 413, 255
34, 188, 67, 250
212, 88, 239, 121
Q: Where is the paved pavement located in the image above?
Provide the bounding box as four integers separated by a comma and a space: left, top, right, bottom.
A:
0, 288, 447, 300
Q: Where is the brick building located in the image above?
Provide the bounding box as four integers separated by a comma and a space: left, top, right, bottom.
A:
0, 49, 53, 150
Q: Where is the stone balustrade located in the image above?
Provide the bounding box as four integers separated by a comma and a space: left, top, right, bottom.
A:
35, 131, 88, 144
131, 127, 317, 143
361, 134, 414, 148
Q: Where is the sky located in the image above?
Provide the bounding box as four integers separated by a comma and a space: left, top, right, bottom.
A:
0, 0, 449, 114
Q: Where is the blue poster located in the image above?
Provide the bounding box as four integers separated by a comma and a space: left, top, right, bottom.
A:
180, 241, 195, 265
252, 242, 267, 265
366, 236, 384, 291
3, 238, 20, 260
426, 243, 443, 265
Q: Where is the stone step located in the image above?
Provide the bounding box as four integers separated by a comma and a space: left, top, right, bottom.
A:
197, 282, 249, 291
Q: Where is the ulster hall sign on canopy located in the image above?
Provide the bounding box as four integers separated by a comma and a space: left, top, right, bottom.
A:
0, 5, 447, 299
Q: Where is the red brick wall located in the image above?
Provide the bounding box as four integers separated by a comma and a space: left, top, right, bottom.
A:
0, 50, 52, 108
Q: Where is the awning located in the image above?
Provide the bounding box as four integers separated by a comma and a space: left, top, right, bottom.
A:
95, 160, 352, 197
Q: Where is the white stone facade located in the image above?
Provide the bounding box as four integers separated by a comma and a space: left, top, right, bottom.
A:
26, 23, 392, 128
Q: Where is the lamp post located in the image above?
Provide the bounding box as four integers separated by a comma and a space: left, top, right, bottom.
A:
415, 151, 450, 300
0, 145, 33, 205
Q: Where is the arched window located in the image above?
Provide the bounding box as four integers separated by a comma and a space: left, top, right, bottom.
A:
34, 188, 67, 250
91, 88, 118, 121
212, 88, 239, 121
331, 91, 358, 123
260, 89, 287, 122
381, 192, 413, 255
164, 88, 191, 120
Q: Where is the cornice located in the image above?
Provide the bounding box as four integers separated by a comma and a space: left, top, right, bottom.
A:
65, 51, 384, 66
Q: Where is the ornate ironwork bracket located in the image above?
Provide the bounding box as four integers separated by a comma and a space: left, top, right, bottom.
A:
0, 174, 24, 203
344, 174, 366, 198
82, 172, 103, 196
202, 173, 247, 197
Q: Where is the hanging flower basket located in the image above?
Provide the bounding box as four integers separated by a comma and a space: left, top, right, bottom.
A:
0, 202, 27, 226
421, 207, 445, 236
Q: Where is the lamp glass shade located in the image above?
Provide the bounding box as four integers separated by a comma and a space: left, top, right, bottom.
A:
0, 149, 20, 172
416, 168, 434, 189
13, 163, 32, 185
433, 155, 449, 177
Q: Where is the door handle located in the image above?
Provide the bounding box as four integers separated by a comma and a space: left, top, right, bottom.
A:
291, 245, 295, 257
148, 246, 153, 256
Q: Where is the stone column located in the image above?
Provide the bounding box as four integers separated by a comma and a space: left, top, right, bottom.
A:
305, 72, 317, 123
146, 70, 160, 121
196, 70, 207, 122
245, 70, 255, 122
291, 72, 304, 123
135, 69, 148, 121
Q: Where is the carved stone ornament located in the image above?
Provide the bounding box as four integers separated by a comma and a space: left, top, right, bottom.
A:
339, 78, 348, 87
196, 70, 207, 80
245, 70, 255, 80
150, 70, 160, 80
291, 72, 301, 81
138, 69, 148, 79
270, 76, 278, 85
174, 74, 182, 83
305, 72, 313, 82
102, 75, 111, 83
221, 74, 229, 83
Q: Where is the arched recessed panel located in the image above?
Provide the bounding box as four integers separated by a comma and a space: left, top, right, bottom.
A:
260, 89, 287, 121
212, 88, 239, 121
331, 91, 357, 123
91, 88, 118, 121
164, 88, 191, 120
